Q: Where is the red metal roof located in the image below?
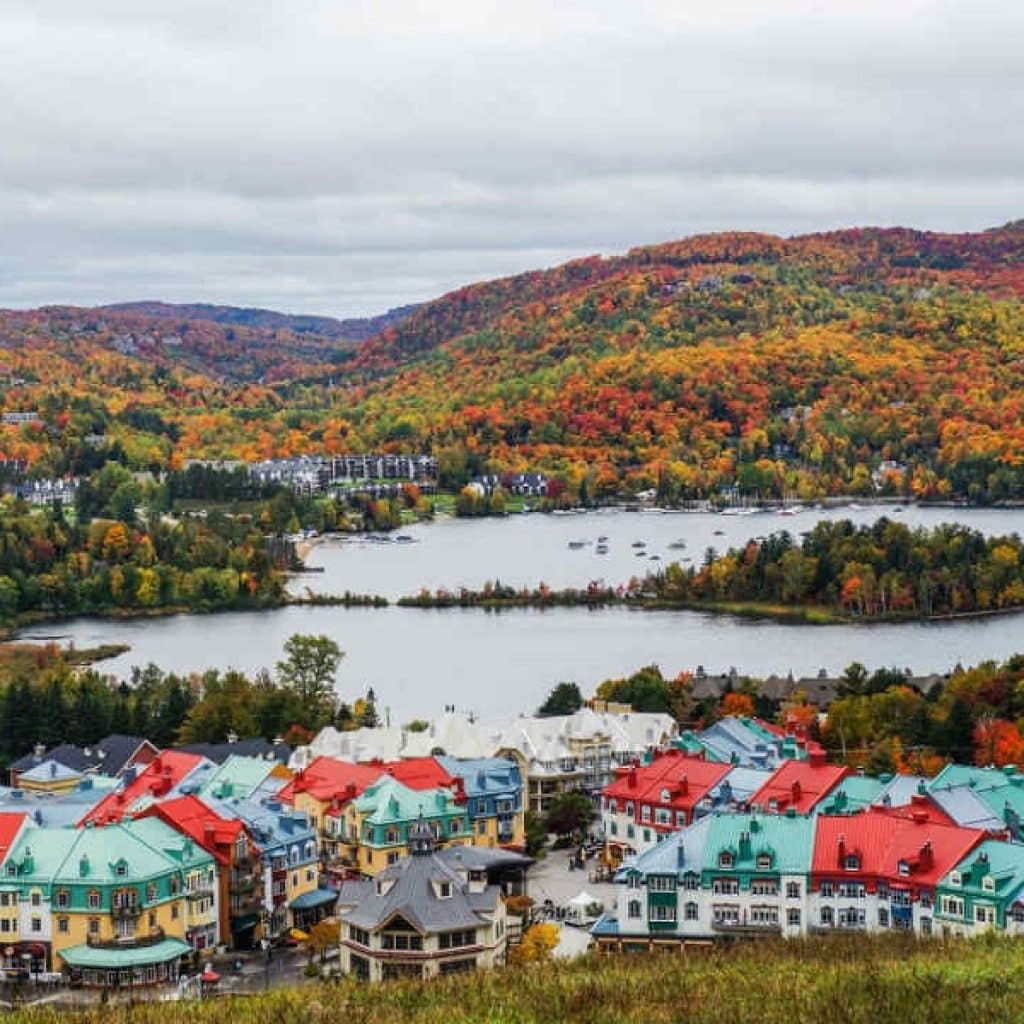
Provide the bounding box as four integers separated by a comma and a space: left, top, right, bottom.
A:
79, 750, 206, 826
0, 812, 27, 865
276, 756, 384, 805
812, 807, 986, 890
377, 757, 456, 792
748, 756, 849, 815
136, 794, 246, 866
604, 749, 733, 825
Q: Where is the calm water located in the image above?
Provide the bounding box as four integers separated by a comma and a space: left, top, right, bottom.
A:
17, 507, 1024, 724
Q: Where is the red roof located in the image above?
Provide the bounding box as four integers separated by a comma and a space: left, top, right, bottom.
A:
748, 755, 849, 815
881, 792, 958, 828
375, 757, 456, 792
79, 751, 206, 826
604, 750, 732, 827
812, 807, 986, 890
136, 794, 245, 866
276, 756, 384, 806
0, 813, 27, 865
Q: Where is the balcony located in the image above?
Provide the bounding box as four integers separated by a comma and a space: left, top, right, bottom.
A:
111, 902, 142, 919
711, 920, 781, 934
87, 927, 165, 949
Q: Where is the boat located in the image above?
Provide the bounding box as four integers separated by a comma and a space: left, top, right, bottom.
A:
641, 507, 665, 514
568, 540, 587, 550
596, 544, 609, 555
631, 541, 646, 548
552, 509, 574, 516
597, 535, 608, 543
848, 502, 863, 511
395, 534, 417, 543
713, 529, 725, 536
649, 554, 661, 561
721, 507, 756, 516
779, 505, 804, 517
635, 551, 647, 557
668, 540, 687, 550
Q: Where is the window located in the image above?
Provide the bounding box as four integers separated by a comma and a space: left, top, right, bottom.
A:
660, 788, 671, 802
641, 805, 651, 823
30, 892, 40, 907
628, 900, 642, 919
88, 917, 100, 936
712, 879, 739, 895
820, 907, 834, 926
0, 920, 7, 933
116, 863, 127, 878
755, 853, 773, 870
751, 880, 778, 896
921, 917, 932, 936
146, 883, 157, 904
450, 819, 460, 834
608, 800, 617, 814
838, 882, 865, 899
920, 891, 933, 910
438, 929, 475, 949
820, 882, 834, 898
940, 896, 965, 918
306, 869, 315, 882
975, 905, 996, 925
625, 802, 634, 817
844, 856, 860, 871
171, 904, 179, 920
58, 917, 69, 934
718, 852, 734, 869
676, 812, 687, 827
712, 905, 740, 926
878, 908, 889, 927
683, 873, 699, 891
30, 917, 41, 933
685, 902, 698, 921
88, 890, 101, 910
149, 912, 157, 928
648, 876, 676, 893
381, 933, 424, 951
439, 882, 452, 899
949, 871, 962, 887
626, 825, 635, 840
349, 926, 370, 946
649, 905, 676, 923
55, 890, 69, 909
750, 906, 778, 926
982, 877, 996, 894
786, 881, 800, 899
0, 893, 8, 907
787, 908, 801, 927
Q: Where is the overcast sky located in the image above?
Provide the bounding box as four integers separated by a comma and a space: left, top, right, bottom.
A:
1, 0, 1021, 317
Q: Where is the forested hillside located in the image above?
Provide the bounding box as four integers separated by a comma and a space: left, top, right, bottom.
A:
1, 223, 1023, 501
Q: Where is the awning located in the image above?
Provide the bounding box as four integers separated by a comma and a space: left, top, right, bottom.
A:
290, 888, 337, 910
60, 938, 191, 970
201, 968, 220, 984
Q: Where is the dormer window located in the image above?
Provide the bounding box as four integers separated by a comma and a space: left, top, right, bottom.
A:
983, 876, 996, 893
115, 863, 128, 877
844, 856, 860, 871
897, 860, 910, 877
5, 865, 15, 877
660, 788, 671, 803
439, 882, 451, 899
756, 853, 772, 870
950, 871, 962, 887
718, 852, 734, 869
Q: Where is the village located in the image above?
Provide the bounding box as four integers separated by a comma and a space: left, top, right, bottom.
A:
0, 695, 1021, 1004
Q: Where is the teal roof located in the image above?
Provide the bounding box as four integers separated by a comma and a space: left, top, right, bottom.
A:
122, 816, 215, 873
5, 820, 203, 889
940, 840, 1024, 905
197, 756, 276, 802
929, 764, 1023, 793
620, 814, 715, 880
354, 777, 463, 826
819, 775, 886, 814
60, 937, 191, 968
702, 812, 815, 875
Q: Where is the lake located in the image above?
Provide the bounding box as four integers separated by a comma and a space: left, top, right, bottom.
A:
17, 506, 1024, 725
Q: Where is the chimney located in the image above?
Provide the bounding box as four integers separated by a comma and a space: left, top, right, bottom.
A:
837, 834, 846, 864
678, 775, 688, 797
808, 749, 826, 768
919, 841, 933, 871
791, 780, 802, 802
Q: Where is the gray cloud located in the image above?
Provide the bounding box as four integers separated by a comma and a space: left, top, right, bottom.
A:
0, 0, 1021, 315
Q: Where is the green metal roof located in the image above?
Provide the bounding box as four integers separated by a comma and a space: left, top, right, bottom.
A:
702, 812, 816, 875
940, 839, 1024, 904
290, 887, 337, 910
122, 816, 215, 873
198, 756, 275, 802
354, 777, 462, 826
60, 937, 191, 969
819, 775, 886, 814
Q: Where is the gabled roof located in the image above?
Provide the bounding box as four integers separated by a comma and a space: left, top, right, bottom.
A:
704, 765, 772, 808
136, 794, 245, 866
276, 756, 384, 806
748, 758, 849, 815
818, 774, 887, 815
9, 735, 153, 778
603, 749, 732, 815
202, 794, 316, 855
197, 755, 278, 802
18, 759, 83, 784
339, 848, 498, 932
927, 786, 1006, 832
941, 839, 1024, 903
80, 751, 209, 826
372, 757, 456, 792
812, 809, 985, 888
0, 812, 27, 866
435, 756, 520, 799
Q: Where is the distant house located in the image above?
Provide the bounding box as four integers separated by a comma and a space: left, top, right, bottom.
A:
9, 735, 158, 788
337, 816, 510, 982
1, 411, 40, 426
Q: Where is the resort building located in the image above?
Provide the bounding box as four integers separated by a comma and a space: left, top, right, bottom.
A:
746, 753, 849, 815
0, 818, 214, 985
337, 816, 509, 981
9, 735, 158, 789
436, 756, 526, 849
935, 840, 1024, 937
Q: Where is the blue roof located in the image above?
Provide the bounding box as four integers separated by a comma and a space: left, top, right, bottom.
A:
590, 914, 619, 936
290, 887, 337, 910
0, 779, 118, 828
618, 815, 715, 880
929, 786, 1005, 831
435, 756, 520, 798
202, 794, 316, 856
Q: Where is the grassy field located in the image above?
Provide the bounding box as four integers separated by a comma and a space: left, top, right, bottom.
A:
13, 936, 1024, 1024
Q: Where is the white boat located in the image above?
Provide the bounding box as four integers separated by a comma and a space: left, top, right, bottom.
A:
721, 507, 756, 516
779, 505, 804, 516
568, 539, 588, 550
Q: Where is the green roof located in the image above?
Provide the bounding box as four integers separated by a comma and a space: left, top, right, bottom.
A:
122, 816, 215, 873
60, 937, 191, 969
941, 839, 1024, 904
198, 756, 275, 802
819, 775, 886, 814
702, 812, 815, 875
354, 777, 462, 826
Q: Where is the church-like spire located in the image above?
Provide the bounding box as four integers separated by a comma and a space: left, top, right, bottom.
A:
408, 811, 435, 855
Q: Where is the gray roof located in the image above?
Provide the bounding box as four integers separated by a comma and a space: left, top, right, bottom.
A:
339, 850, 500, 933
929, 786, 1005, 831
